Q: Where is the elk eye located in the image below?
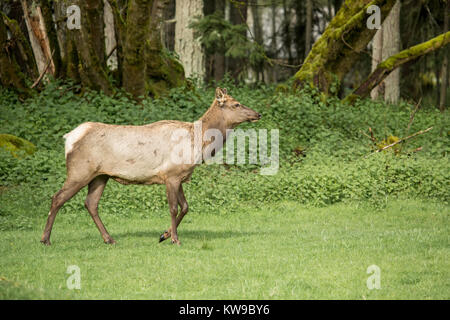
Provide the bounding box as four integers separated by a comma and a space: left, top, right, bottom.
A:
234, 103, 240, 108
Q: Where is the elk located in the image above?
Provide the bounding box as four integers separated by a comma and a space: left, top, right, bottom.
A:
40, 88, 261, 246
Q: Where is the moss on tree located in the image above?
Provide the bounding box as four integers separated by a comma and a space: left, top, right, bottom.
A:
345, 31, 450, 103
293, 0, 396, 95
119, 0, 185, 100
0, 13, 30, 95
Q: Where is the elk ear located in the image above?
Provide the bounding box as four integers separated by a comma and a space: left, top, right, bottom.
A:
215, 87, 225, 99
215, 87, 226, 107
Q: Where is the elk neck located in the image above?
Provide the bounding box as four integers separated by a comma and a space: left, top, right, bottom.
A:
198, 100, 232, 143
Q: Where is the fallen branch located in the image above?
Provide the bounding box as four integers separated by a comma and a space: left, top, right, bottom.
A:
406, 98, 422, 135
374, 127, 433, 153
31, 49, 54, 89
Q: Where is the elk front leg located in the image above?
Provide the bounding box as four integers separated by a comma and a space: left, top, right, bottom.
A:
164, 179, 181, 245
159, 184, 188, 243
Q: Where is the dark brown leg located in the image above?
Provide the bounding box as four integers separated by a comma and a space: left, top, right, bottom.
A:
84, 175, 115, 244
164, 179, 181, 245
159, 184, 188, 243
40, 179, 89, 245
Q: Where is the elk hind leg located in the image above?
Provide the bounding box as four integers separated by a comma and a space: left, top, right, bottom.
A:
84, 175, 115, 244
41, 179, 88, 245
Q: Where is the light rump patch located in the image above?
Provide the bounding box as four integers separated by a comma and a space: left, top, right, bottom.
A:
64, 123, 93, 159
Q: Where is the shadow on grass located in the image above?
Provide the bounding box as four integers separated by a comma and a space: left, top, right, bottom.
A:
113, 229, 261, 241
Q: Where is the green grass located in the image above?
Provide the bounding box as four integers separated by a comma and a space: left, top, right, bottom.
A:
0, 199, 448, 299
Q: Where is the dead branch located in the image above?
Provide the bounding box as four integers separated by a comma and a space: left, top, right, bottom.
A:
406, 98, 422, 135
374, 127, 433, 153
31, 49, 54, 89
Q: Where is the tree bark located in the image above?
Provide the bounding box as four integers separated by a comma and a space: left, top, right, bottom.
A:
1, 12, 37, 80
21, 0, 54, 76
305, 0, 312, 56
116, 0, 184, 100
228, 0, 247, 79
40, 0, 63, 77
64, 0, 112, 94
270, 1, 278, 82
293, 0, 397, 95
213, 0, 226, 82
104, 0, 117, 70
282, 0, 293, 66
174, 0, 205, 80
371, 28, 383, 99
0, 11, 29, 94
346, 31, 450, 102
382, 0, 401, 103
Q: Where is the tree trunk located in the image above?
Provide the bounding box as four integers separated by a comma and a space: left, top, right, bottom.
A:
382, 0, 401, 103
0, 12, 29, 94
371, 28, 383, 99
117, 0, 184, 100
1, 12, 37, 80
64, 0, 112, 94
21, 0, 54, 76
346, 31, 450, 102
228, 0, 247, 79
293, 0, 397, 95
40, 0, 63, 77
104, 0, 117, 70
439, 1, 449, 112
121, 0, 152, 98
305, 0, 312, 56
270, 1, 278, 82
203, 0, 225, 83
293, 1, 306, 64
145, 0, 185, 97
174, 0, 205, 80
282, 0, 293, 66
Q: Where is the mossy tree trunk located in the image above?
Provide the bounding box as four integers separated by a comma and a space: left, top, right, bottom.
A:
39, 0, 63, 78
293, 0, 396, 95
112, 0, 185, 100
0, 11, 30, 94
1, 11, 37, 80
1, 0, 183, 98
64, 0, 113, 94
345, 31, 450, 103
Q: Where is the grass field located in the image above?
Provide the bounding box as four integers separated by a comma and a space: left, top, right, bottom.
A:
0, 198, 448, 299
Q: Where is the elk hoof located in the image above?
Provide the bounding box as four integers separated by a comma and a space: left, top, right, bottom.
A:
104, 237, 116, 245
40, 239, 51, 246
159, 231, 169, 243
171, 239, 181, 246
